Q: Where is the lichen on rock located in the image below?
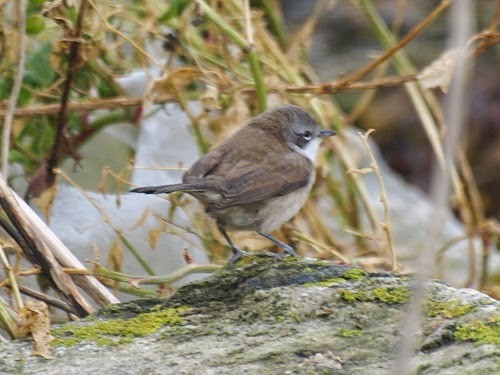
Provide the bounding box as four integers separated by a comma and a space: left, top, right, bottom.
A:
0, 256, 498, 375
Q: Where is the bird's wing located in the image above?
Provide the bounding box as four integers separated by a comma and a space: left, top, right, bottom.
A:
212, 151, 313, 210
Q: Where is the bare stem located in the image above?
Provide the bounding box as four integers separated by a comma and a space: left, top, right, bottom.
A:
196, 0, 267, 110
357, 130, 397, 271
57, 169, 156, 276
0, 243, 24, 310
1, 0, 26, 177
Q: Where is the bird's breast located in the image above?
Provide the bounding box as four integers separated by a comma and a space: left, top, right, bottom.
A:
257, 181, 314, 232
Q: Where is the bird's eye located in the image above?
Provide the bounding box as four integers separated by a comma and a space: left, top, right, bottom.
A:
302, 130, 313, 141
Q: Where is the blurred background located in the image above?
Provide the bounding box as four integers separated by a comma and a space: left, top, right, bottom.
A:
281, 0, 499, 218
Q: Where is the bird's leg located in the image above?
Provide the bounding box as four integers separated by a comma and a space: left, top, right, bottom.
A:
217, 224, 250, 264
256, 230, 299, 257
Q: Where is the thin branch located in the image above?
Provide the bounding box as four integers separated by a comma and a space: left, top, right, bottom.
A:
1, 0, 27, 177
0, 172, 93, 316
0, 242, 23, 309
9, 285, 73, 315
46, 0, 90, 182
1, 30, 496, 119
0, 93, 175, 117
344, 0, 452, 86
272, 74, 417, 95
243, 0, 267, 111
57, 169, 156, 276
86, 0, 162, 67
0, 176, 119, 309
15, 263, 222, 289
357, 130, 397, 271
0, 75, 416, 118
256, 0, 288, 47
292, 231, 350, 263
0, 295, 18, 339
196, 0, 267, 110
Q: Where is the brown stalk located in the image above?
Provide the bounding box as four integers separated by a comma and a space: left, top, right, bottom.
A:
0, 75, 416, 119
340, 0, 452, 86
0, 173, 93, 316
26, 0, 90, 198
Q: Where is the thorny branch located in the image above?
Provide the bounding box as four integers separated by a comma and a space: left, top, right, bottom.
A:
26, 0, 90, 198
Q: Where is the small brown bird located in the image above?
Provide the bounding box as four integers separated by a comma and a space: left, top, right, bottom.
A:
131, 105, 335, 262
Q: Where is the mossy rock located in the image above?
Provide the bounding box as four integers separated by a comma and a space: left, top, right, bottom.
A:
0, 256, 498, 375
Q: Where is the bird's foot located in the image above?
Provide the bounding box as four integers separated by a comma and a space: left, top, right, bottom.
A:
256, 230, 299, 257
227, 246, 299, 265
253, 249, 300, 261
281, 244, 299, 257
227, 247, 251, 264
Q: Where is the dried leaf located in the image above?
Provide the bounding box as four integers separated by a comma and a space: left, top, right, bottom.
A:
18, 301, 53, 359
107, 240, 123, 273
200, 84, 220, 111
183, 248, 193, 264
417, 49, 458, 93
26, 161, 56, 199
129, 207, 151, 231
97, 167, 110, 194
154, 67, 203, 91
148, 221, 167, 249
347, 167, 374, 175
32, 185, 58, 222
43, 0, 74, 33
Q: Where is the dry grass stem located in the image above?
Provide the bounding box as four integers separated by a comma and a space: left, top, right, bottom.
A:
0, 242, 23, 310
357, 130, 397, 271
393, 1, 474, 372
292, 231, 349, 263
347, 0, 452, 85
0, 172, 95, 315
57, 169, 156, 276
1, 0, 27, 177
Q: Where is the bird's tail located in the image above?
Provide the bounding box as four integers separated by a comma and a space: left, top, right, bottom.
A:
130, 183, 210, 195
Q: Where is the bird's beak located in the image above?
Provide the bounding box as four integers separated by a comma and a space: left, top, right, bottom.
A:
319, 130, 336, 138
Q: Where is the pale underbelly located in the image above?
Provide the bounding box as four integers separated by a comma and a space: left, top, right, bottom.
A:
208, 184, 312, 232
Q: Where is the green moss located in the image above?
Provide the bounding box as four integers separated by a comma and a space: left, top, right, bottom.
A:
372, 287, 410, 304
53, 306, 191, 347
339, 290, 369, 303
339, 329, 363, 337
231, 254, 292, 268
289, 310, 301, 323
303, 278, 346, 287
342, 268, 367, 281
425, 299, 476, 319
339, 287, 409, 304
454, 315, 500, 345
282, 256, 302, 263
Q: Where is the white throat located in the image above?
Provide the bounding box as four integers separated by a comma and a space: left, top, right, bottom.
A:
289, 138, 321, 162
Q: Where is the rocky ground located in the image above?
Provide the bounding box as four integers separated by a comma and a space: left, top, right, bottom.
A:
1, 256, 498, 374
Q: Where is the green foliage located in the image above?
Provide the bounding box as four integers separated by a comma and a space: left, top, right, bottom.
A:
23, 43, 56, 89
14, 117, 55, 172
28, 0, 46, 9
25, 15, 45, 35
159, 0, 193, 24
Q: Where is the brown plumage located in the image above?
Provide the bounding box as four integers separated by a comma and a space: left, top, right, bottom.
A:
131, 105, 335, 262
